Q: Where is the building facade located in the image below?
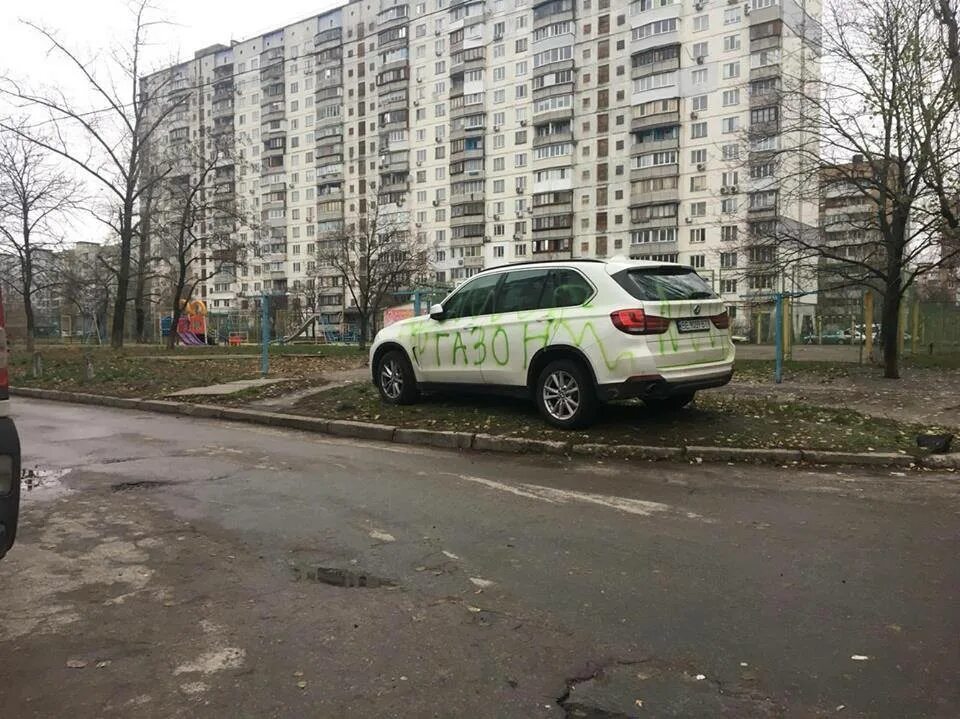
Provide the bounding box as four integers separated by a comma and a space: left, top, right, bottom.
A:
140, 0, 821, 333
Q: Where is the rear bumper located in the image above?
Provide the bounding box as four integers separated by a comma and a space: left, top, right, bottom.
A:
598, 368, 734, 401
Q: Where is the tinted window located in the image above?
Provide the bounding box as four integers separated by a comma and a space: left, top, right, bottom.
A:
495, 269, 549, 313
442, 273, 502, 319
540, 269, 594, 308
615, 266, 718, 301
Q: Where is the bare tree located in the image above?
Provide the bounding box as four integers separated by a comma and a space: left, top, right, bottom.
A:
59, 242, 118, 344
750, 0, 960, 378
314, 202, 430, 349
0, 1, 185, 348
0, 123, 81, 351
148, 136, 252, 350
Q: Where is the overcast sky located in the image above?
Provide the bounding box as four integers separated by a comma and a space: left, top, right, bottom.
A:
0, 0, 344, 243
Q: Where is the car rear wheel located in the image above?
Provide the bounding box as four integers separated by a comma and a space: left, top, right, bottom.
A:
643, 392, 696, 412
535, 359, 598, 429
376, 350, 420, 405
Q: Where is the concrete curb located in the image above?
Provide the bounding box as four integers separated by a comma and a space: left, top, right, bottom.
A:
11, 386, 953, 470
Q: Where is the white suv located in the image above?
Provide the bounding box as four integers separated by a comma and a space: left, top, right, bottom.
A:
370, 259, 735, 429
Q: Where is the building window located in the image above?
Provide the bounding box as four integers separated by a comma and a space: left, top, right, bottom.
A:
693, 14, 709, 32
693, 41, 708, 58
691, 122, 707, 139
690, 228, 706, 243
720, 279, 738, 294
690, 254, 706, 268
722, 143, 740, 160
722, 61, 740, 79
724, 7, 741, 24
722, 116, 740, 134
690, 201, 706, 217
690, 148, 707, 164
721, 225, 739, 242
720, 252, 738, 268
721, 198, 738, 213
722, 171, 739, 186
691, 68, 707, 85
692, 94, 708, 111
690, 175, 706, 191
724, 33, 741, 51
722, 89, 740, 106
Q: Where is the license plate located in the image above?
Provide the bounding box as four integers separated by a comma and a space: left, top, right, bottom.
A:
677, 318, 711, 333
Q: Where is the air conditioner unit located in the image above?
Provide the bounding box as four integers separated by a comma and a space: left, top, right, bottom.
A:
744, 3, 751, 13
493, 125, 500, 132
520, 120, 527, 127
457, 258, 464, 265
690, 111, 699, 120
685, 217, 693, 223
494, 214, 501, 221
416, 161, 423, 167
484, 235, 492, 242
417, 77, 423, 83
432, 200, 439, 206
696, 56, 705, 65
413, 100, 419, 106
436, 49, 443, 57
516, 211, 524, 219
516, 186, 523, 194
436, 137, 443, 143
697, 163, 706, 171
513, 234, 521, 240
695, 0, 704, 8
435, 29, 442, 36
730, 185, 739, 193
720, 187, 728, 195
415, 222, 422, 227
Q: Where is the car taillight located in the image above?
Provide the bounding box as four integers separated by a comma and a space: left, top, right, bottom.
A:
610, 309, 671, 335
711, 310, 730, 329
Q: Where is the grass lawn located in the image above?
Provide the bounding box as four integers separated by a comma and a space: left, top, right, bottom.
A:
9, 344, 365, 398
289, 381, 924, 453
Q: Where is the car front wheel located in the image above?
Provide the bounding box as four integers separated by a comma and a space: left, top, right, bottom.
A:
535, 359, 598, 429
376, 350, 420, 405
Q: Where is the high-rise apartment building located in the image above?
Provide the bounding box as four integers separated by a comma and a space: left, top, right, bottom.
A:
141, 0, 821, 333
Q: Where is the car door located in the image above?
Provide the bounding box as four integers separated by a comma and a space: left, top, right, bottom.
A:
480, 268, 551, 387
0, 288, 20, 560
417, 271, 504, 384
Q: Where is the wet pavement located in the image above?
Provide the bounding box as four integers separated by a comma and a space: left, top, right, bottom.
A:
1, 399, 958, 718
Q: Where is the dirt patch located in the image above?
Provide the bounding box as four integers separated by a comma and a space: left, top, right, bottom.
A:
287, 381, 926, 453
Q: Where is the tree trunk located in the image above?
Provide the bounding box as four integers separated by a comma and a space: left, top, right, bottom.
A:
880, 286, 901, 379
134, 194, 152, 343
111, 203, 134, 349
358, 313, 368, 351
21, 254, 35, 354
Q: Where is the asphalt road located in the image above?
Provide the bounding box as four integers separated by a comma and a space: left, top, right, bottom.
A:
1, 400, 958, 718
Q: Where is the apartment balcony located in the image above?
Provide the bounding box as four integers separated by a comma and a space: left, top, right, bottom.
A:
531, 58, 574, 81
211, 99, 234, 118
630, 163, 680, 182
213, 64, 233, 80
376, 6, 409, 30
380, 90, 408, 109
210, 121, 234, 138
379, 157, 410, 173
750, 64, 781, 82
749, 120, 781, 138
212, 85, 234, 102
531, 107, 575, 126
533, 5, 573, 30
749, 2, 782, 25
629, 240, 679, 257
260, 103, 285, 123
449, 145, 484, 162
532, 130, 574, 149
450, 212, 484, 228
379, 174, 409, 193
463, 255, 484, 268
631, 136, 679, 155
747, 205, 778, 220
750, 89, 782, 108
450, 121, 485, 141
631, 106, 680, 132
531, 247, 573, 261
532, 201, 572, 219
450, 235, 485, 249
532, 226, 574, 243
314, 27, 342, 48
629, 187, 680, 207
259, 64, 284, 84
631, 55, 681, 82
450, 51, 486, 76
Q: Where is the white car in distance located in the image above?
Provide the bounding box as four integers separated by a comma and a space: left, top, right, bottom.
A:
370, 259, 735, 429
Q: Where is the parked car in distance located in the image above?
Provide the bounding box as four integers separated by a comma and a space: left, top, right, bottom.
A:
370, 259, 735, 429
803, 329, 850, 345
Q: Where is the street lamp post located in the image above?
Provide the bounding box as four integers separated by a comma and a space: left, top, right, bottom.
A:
260, 292, 270, 377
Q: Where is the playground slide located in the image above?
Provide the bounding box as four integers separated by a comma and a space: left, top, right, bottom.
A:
178, 331, 205, 345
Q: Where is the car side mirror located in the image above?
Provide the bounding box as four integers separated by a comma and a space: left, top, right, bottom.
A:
429, 303, 445, 321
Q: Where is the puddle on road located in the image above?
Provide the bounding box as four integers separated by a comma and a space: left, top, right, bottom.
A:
290, 563, 396, 589
20, 466, 73, 500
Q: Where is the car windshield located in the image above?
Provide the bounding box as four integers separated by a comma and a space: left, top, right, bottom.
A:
614, 266, 718, 302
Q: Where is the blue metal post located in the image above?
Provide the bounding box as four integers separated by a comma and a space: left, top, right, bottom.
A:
413, 289, 421, 316
260, 293, 270, 377
774, 292, 783, 384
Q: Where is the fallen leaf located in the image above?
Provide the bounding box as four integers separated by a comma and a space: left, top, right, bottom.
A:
297, 681, 308, 689
66, 659, 88, 669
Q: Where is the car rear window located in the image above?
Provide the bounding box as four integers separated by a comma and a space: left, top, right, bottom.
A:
614, 266, 718, 302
